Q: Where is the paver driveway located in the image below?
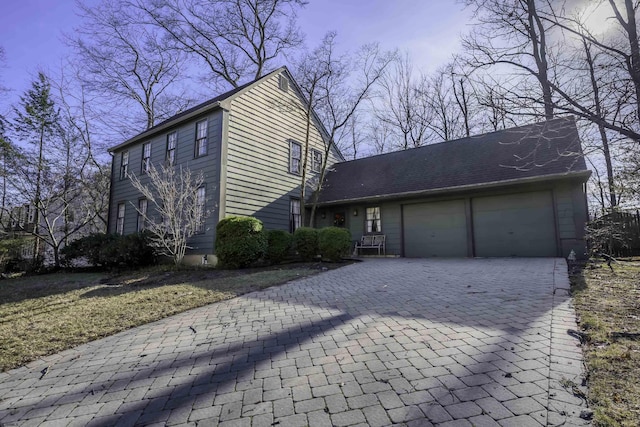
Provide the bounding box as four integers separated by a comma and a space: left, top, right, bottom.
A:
0, 258, 590, 427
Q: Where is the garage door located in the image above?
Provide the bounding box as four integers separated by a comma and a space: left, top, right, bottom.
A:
472, 191, 557, 257
403, 200, 468, 257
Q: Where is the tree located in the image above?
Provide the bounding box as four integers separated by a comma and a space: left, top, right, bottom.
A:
69, 0, 190, 135
463, 0, 557, 121
294, 32, 394, 226
12, 72, 61, 266
128, 163, 210, 265
137, 0, 306, 90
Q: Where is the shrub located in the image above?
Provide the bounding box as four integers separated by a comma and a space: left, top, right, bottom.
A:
61, 232, 157, 269
216, 216, 267, 268
319, 227, 352, 262
293, 227, 319, 261
0, 238, 29, 273
266, 229, 293, 264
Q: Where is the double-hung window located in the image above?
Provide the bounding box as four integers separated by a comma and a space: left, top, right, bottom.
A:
290, 198, 301, 232
120, 151, 129, 180
137, 199, 147, 232
195, 120, 208, 157
195, 187, 206, 233
141, 142, 151, 174
166, 132, 177, 165
116, 203, 125, 235
289, 141, 301, 174
366, 207, 381, 233
311, 149, 323, 172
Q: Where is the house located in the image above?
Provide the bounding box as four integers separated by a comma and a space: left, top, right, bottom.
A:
107, 67, 343, 264
314, 117, 590, 258
108, 67, 591, 262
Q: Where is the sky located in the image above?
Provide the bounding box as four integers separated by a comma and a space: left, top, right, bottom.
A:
0, 0, 471, 108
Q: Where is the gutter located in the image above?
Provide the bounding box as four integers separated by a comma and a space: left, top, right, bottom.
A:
315, 170, 592, 206
108, 101, 223, 153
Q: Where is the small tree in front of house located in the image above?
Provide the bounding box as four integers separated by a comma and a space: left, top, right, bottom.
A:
129, 163, 209, 265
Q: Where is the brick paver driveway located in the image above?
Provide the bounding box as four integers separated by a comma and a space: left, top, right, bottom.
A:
0, 258, 590, 426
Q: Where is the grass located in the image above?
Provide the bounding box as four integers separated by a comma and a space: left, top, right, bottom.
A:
571, 259, 640, 427
0, 262, 342, 372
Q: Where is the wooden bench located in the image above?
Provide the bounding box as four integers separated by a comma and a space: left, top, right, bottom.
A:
354, 235, 386, 256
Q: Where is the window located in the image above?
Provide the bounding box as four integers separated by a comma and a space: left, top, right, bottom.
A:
195, 120, 208, 157
311, 149, 323, 172
116, 203, 125, 235
366, 207, 381, 233
289, 141, 301, 174
27, 204, 35, 224
166, 132, 177, 165
279, 74, 289, 92
141, 142, 152, 174
120, 151, 129, 180
137, 199, 148, 232
195, 187, 206, 233
290, 199, 301, 232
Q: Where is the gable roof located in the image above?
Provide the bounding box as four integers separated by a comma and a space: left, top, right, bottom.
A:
108, 66, 340, 158
316, 117, 591, 205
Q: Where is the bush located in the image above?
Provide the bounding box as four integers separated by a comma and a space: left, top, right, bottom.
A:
61, 232, 157, 269
319, 227, 352, 262
216, 216, 267, 268
293, 227, 319, 261
0, 238, 29, 273
266, 229, 293, 264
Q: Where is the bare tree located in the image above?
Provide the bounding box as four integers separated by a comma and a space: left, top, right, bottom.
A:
463, 0, 558, 121
69, 0, 190, 134
128, 163, 210, 265
137, 0, 305, 90
372, 53, 431, 150
294, 33, 394, 226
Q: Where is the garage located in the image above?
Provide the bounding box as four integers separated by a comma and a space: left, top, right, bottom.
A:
403, 199, 468, 257
472, 191, 558, 257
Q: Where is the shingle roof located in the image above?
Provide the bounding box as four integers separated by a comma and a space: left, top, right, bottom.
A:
317, 117, 590, 204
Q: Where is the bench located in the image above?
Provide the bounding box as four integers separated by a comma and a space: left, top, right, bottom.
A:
354, 235, 386, 256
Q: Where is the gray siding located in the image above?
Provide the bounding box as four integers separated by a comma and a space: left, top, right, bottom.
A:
108, 110, 223, 254
223, 71, 341, 230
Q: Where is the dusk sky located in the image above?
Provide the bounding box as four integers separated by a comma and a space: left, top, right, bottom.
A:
0, 0, 471, 107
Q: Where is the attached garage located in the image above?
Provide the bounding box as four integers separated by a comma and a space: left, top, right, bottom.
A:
403, 200, 468, 257
472, 191, 557, 257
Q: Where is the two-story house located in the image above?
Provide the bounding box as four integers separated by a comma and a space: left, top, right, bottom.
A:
107, 67, 343, 264
108, 67, 592, 262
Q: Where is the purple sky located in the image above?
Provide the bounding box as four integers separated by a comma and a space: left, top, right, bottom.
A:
0, 0, 470, 108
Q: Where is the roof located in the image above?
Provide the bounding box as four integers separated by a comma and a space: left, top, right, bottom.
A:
316, 117, 591, 205
109, 68, 285, 152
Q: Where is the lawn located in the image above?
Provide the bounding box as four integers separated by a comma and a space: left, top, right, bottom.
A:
571, 259, 640, 427
0, 263, 341, 372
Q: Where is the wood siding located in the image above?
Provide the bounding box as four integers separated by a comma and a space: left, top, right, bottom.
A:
108, 110, 223, 254
223, 71, 341, 230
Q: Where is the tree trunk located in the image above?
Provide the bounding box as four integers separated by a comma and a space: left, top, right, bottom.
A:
526, 0, 554, 119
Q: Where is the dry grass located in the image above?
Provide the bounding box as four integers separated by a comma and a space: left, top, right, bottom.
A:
0, 263, 339, 372
571, 259, 640, 427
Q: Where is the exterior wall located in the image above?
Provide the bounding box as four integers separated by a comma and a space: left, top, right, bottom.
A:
316, 179, 589, 258
223, 71, 342, 231
108, 110, 223, 255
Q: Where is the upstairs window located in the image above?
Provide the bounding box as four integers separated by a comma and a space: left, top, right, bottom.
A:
166, 132, 177, 165
311, 149, 323, 172
195, 187, 206, 233
116, 203, 125, 235
195, 120, 208, 157
27, 204, 35, 224
141, 142, 152, 174
366, 207, 381, 233
290, 198, 301, 232
137, 199, 147, 232
120, 151, 129, 180
279, 74, 289, 92
289, 141, 301, 174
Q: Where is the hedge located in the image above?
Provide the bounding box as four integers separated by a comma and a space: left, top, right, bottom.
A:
215, 216, 267, 268
319, 227, 351, 261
